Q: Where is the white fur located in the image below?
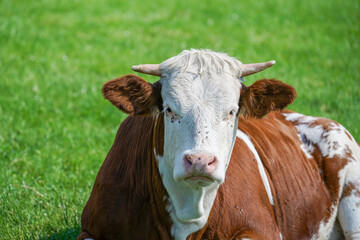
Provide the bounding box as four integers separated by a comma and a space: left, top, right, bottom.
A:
328, 219, 345, 240
160, 49, 246, 80
338, 193, 360, 240
338, 149, 360, 240
155, 50, 243, 239
284, 112, 360, 239
236, 130, 274, 206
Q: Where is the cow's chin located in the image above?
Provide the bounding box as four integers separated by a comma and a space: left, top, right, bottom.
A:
183, 176, 216, 188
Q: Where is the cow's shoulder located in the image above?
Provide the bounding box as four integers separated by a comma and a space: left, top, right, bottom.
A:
80, 115, 171, 239
233, 111, 335, 239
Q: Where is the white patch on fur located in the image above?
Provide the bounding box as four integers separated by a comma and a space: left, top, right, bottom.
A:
236, 129, 274, 206
284, 112, 360, 239
338, 156, 360, 240
283, 113, 355, 159
338, 193, 360, 240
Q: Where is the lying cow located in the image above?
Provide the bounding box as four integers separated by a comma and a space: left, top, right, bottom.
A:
78, 49, 360, 240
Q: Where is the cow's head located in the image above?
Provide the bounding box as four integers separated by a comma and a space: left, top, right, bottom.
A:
102, 49, 296, 239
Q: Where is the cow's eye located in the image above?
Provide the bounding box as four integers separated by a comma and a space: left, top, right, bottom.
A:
165, 106, 179, 122
225, 109, 237, 121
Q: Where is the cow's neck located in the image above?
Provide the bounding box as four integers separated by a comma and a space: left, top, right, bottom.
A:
152, 113, 218, 240
145, 114, 173, 239
162, 174, 219, 240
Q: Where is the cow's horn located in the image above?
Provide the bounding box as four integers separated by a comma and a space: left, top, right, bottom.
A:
241, 60, 276, 77
131, 64, 162, 76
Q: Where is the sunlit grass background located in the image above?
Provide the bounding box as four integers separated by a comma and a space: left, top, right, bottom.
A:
0, 0, 359, 239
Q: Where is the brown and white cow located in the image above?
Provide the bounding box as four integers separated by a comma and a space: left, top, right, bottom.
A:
78, 49, 360, 240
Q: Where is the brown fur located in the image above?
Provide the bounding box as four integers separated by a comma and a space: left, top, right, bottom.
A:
78, 111, 351, 239
342, 182, 358, 198
78, 75, 351, 239
240, 79, 297, 118
79, 115, 172, 240
102, 74, 162, 115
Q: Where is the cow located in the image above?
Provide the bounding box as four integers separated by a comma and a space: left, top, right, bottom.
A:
77, 49, 360, 240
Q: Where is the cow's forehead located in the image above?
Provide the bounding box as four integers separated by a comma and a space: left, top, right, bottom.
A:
161, 72, 240, 114
159, 49, 243, 113
159, 49, 245, 77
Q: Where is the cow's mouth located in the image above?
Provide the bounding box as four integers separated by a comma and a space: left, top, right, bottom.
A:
183, 175, 215, 187
185, 176, 213, 181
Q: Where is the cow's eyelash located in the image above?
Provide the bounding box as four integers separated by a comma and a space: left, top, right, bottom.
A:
163, 105, 182, 122
224, 107, 238, 121
162, 105, 171, 113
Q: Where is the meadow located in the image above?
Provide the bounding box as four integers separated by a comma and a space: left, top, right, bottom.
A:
0, 0, 359, 239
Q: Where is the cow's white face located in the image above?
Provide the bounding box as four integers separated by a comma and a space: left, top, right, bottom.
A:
156, 65, 241, 239
160, 72, 240, 186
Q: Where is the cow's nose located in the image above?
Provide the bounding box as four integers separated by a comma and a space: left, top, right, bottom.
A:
183, 153, 218, 174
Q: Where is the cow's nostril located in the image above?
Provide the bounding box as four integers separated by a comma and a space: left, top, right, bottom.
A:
187, 158, 192, 165
184, 156, 193, 168
208, 158, 216, 166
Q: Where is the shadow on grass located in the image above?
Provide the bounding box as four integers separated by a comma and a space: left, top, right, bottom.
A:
38, 226, 81, 240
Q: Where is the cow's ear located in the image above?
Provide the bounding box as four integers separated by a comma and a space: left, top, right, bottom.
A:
240, 79, 297, 118
102, 74, 162, 115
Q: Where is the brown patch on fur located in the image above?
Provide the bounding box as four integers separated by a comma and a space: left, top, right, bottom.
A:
308, 117, 337, 130
342, 182, 357, 198
304, 144, 349, 203
332, 141, 340, 151
102, 74, 162, 115
240, 79, 297, 119
78, 115, 172, 239
342, 182, 360, 200
321, 155, 349, 202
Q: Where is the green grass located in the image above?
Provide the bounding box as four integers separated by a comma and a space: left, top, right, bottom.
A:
0, 0, 359, 238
